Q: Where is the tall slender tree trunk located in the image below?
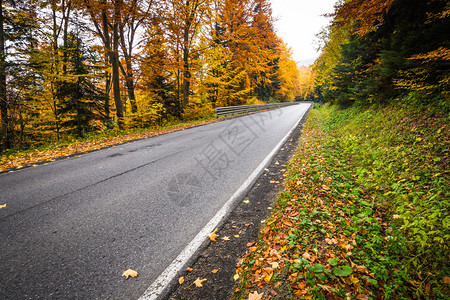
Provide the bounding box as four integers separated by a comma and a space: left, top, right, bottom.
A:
62, 1, 71, 75
105, 71, 111, 124
111, 0, 124, 129
182, 1, 192, 108
101, 2, 124, 130
119, 25, 137, 113
0, 0, 9, 151
124, 58, 137, 113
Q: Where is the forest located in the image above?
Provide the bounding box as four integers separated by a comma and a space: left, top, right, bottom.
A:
313, 0, 449, 109
0, 0, 303, 153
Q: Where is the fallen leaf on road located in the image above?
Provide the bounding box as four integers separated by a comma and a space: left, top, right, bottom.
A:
211, 269, 220, 273
243, 199, 250, 204
122, 269, 138, 279
193, 278, 207, 287
222, 236, 230, 241
248, 291, 264, 300
186, 267, 193, 272
179, 277, 185, 284
207, 228, 219, 241
0, 204, 6, 209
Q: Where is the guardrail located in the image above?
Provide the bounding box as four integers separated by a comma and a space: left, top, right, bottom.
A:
215, 102, 299, 118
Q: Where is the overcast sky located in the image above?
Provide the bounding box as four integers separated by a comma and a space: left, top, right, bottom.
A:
270, 0, 337, 65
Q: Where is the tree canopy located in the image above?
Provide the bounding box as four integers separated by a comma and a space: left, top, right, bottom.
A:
0, 0, 303, 152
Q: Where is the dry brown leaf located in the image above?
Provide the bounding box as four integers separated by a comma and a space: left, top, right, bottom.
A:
193, 278, 207, 287
0, 204, 6, 209
207, 228, 219, 241
356, 295, 369, 300
302, 252, 312, 261
211, 269, 220, 273
122, 269, 138, 279
356, 265, 368, 273
178, 276, 185, 285
317, 283, 333, 293
444, 277, 450, 284
248, 291, 264, 300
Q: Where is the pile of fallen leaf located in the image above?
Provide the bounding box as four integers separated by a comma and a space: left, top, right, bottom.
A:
232, 110, 448, 299
0, 120, 215, 173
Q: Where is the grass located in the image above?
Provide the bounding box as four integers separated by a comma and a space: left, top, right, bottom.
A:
233, 102, 449, 299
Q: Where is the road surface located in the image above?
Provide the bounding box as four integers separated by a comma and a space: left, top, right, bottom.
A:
0, 103, 311, 299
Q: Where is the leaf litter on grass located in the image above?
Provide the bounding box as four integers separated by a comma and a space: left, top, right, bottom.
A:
232, 106, 449, 299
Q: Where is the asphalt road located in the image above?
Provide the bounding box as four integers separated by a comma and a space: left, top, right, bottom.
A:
0, 103, 311, 299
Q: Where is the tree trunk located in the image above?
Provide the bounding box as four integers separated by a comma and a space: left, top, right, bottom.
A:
102, 2, 124, 130
125, 59, 137, 113
182, 1, 191, 108
111, 1, 124, 129
105, 71, 111, 125
0, 0, 10, 151
62, 1, 71, 75
119, 25, 137, 113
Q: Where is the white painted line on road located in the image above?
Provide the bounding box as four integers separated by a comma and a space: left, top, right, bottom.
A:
138, 103, 311, 300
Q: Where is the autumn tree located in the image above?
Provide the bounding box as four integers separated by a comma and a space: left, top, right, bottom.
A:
315, 0, 449, 106
79, 0, 126, 129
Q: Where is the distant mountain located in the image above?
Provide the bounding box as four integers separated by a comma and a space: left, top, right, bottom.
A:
297, 57, 317, 67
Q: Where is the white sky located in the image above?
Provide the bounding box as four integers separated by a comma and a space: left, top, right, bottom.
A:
270, 0, 337, 64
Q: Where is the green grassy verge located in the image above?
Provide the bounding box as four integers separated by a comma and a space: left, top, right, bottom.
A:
233, 103, 449, 299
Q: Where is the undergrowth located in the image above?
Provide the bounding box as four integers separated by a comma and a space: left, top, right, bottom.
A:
233, 102, 449, 299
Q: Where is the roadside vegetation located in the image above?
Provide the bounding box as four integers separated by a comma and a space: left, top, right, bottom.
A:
233, 102, 449, 299
0, 115, 217, 172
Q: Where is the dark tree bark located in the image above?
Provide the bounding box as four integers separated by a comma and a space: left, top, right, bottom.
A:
182, 0, 192, 108
0, 0, 9, 151
111, 0, 124, 129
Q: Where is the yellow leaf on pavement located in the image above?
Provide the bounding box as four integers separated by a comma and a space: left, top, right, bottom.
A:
207, 228, 219, 241
193, 278, 207, 287
186, 267, 193, 272
248, 291, 264, 300
211, 269, 220, 273
0, 204, 6, 209
122, 269, 138, 279
222, 236, 230, 241
178, 276, 185, 284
